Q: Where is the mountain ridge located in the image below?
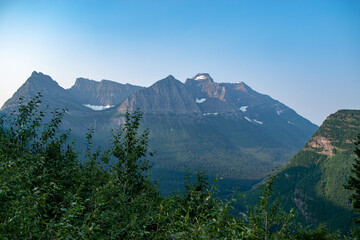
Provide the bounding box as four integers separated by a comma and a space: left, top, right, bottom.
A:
68, 77, 144, 106
1, 71, 318, 195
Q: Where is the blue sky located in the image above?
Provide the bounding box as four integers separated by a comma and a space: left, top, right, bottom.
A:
0, 0, 359, 125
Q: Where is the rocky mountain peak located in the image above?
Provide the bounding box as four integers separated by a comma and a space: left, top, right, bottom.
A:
28, 71, 59, 86
233, 81, 251, 92
185, 73, 224, 101
165, 75, 176, 80
153, 75, 180, 87
74, 77, 92, 84
1, 71, 81, 111
31, 70, 43, 77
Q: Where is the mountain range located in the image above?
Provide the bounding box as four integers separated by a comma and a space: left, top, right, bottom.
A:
1, 71, 318, 194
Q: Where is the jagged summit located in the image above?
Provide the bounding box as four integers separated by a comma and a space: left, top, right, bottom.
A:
31, 70, 42, 77
15, 71, 61, 95
165, 75, 175, 80
154, 75, 181, 85
28, 71, 59, 86
150, 75, 177, 85
30, 70, 51, 78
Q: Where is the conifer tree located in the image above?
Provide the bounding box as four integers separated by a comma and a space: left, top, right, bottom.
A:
345, 134, 360, 223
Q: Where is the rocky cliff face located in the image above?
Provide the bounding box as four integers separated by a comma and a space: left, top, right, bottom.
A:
185, 74, 236, 114
186, 73, 225, 99
68, 77, 144, 106
307, 136, 335, 156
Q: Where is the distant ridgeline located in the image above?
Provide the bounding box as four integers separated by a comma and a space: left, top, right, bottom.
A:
1, 71, 318, 194
244, 110, 360, 233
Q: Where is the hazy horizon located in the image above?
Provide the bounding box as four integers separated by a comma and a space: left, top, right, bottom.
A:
1, 0, 359, 125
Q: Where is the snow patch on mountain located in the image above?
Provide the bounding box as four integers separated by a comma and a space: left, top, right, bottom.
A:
254, 119, 263, 125
203, 112, 219, 116
196, 98, 206, 103
240, 106, 248, 112
277, 110, 283, 115
245, 117, 251, 122
194, 75, 207, 80
83, 104, 114, 111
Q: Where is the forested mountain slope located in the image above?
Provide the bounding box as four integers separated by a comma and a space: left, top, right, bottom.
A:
244, 110, 360, 233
